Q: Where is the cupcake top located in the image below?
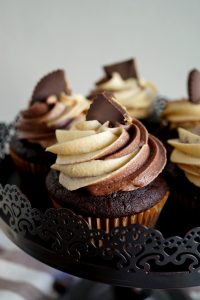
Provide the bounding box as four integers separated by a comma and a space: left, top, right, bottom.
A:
168, 127, 200, 187
162, 69, 200, 129
15, 70, 90, 147
88, 58, 158, 119
47, 92, 166, 196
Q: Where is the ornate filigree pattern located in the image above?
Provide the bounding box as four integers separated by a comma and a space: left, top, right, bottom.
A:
0, 120, 18, 159
0, 123, 10, 159
1, 183, 200, 274
37, 208, 92, 261
0, 184, 42, 235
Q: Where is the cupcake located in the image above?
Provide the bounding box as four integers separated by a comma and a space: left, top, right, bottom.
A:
46, 92, 169, 232
88, 58, 158, 125
167, 126, 200, 211
162, 69, 200, 133
10, 70, 90, 176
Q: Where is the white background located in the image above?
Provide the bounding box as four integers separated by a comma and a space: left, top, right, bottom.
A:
0, 0, 200, 121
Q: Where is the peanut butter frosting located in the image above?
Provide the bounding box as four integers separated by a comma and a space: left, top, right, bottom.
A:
162, 99, 200, 129
16, 94, 90, 148
47, 94, 166, 196
168, 127, 200, 187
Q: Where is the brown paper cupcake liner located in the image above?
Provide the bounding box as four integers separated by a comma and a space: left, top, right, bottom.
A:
10, 148, 50, 177
51, 191, 169, 232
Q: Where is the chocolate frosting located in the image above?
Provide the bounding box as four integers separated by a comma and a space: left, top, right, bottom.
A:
15, 99, 70, 142
86, 131, 166, 196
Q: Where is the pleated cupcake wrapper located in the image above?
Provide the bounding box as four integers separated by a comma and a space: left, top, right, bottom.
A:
10, 148, 49, 177
51, 191, 169, 233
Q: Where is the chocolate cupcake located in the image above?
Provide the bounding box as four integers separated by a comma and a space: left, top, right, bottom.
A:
46, 92, 169, 231
88, 58, 159, 131
167, 126, 200, 212
10, 70, 90, 176
162, 69, 200, 135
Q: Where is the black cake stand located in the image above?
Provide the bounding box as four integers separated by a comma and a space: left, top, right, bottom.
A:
1, 123, 200, 299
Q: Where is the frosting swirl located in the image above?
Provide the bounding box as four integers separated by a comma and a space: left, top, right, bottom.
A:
90, 72, 158, 119
16, 94, 90, 147
168, 127, 200, 187
162, 99, 200, 129
47, 118, 166, 196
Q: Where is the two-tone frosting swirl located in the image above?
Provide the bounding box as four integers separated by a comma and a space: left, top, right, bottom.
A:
168, 127, 200, 187
91, 73, 158, 119
162, 69, 200, 130
16, 94, 90, 148
162, 99, 200, 129
47, 118, 166, 196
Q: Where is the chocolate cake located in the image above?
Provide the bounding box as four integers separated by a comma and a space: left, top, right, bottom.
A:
47, 170, 169, 218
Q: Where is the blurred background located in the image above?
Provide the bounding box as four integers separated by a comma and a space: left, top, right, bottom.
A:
0, 0, 200, 121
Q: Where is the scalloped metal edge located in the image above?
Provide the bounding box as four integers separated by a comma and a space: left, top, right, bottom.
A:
0, 122, 15, 159
1, 183, 200, 274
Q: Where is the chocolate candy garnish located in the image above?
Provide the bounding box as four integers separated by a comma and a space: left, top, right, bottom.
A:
104, 58, 138, 80
31, 69, 71, 105
188, 69, 200, 104
96, 58, 139, 86
86, 92, 130, 126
